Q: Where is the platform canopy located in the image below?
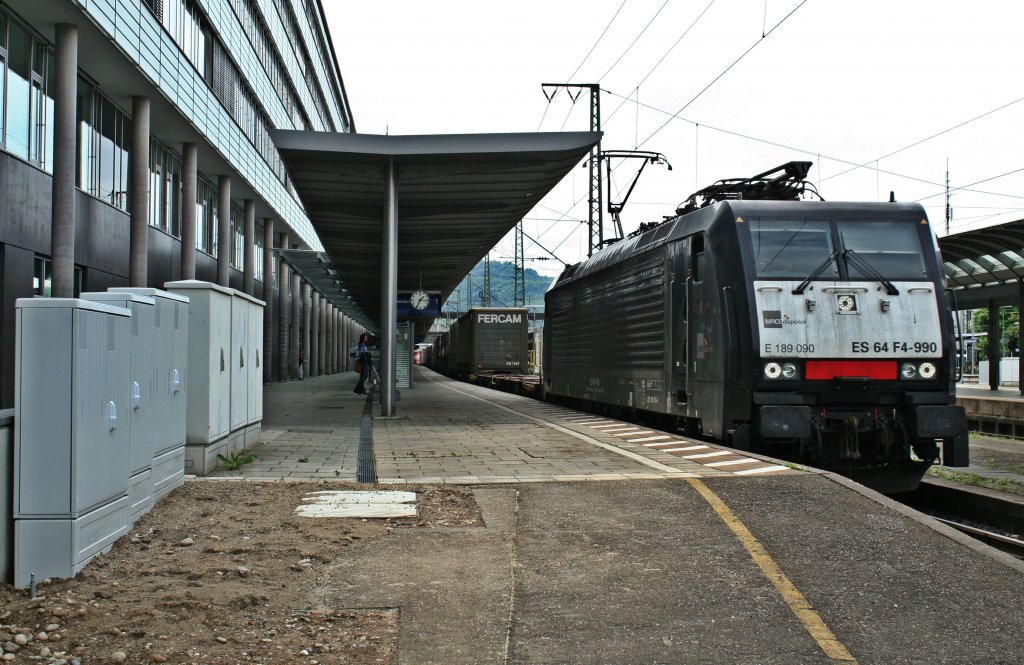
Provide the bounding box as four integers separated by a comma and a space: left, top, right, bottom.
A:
938, 218, 1024, 309
271, 130, 601, 333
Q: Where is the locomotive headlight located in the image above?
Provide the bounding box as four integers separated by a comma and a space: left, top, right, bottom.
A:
918, 362, 937, 379
900, 362, 918, 379
781, 363, 799, 379
764, 362, 783, 379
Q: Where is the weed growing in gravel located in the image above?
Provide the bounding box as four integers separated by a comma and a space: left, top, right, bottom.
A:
216, 451, 258, 470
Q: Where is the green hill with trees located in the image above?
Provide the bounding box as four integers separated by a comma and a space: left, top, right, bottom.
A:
443, 259, 554, 311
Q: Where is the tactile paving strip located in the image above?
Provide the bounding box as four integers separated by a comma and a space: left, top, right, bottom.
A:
565, 416, 789, 476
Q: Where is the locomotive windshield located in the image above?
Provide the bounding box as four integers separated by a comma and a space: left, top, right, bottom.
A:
750, 220, 835, 279
749, 218, 928, 280
836, 221, 927, 279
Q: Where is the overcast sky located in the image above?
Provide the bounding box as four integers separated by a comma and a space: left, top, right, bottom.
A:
324, 0, 1024, 278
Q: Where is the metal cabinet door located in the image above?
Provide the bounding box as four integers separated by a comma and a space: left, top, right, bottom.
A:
72, 308, 130, 514
230, 295, 248, 431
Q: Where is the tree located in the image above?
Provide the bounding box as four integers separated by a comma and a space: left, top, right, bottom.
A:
972, 306, 1019, 360
446, 260, 554, 310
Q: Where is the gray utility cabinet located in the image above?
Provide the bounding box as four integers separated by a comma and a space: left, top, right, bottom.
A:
165, 281, 232, 446
109, 288, 190, 504
81, 292, 156, 476
13, 299, 133, 587
110, 288, 190, 455
166, 281, 263, 475
230, 291, 265, 431
81, 292, 157, 525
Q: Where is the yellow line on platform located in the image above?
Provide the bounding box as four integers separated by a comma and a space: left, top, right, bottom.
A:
685, 478, 858, 664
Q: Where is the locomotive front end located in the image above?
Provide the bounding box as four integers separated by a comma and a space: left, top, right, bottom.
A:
741, 204, 967, 489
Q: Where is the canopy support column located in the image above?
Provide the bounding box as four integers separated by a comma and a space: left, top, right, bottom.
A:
380, 159, 398, 417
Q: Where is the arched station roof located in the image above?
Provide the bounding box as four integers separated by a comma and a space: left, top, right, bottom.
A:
270, 131, 601, 332
938, 218, 1024, 309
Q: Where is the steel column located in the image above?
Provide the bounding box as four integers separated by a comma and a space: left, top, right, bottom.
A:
290, 272, 301, 379
277, 232, 290, 382
381, 160, 399, 416
988, 299, 1000, 390
335, 310, 342, 374
588, 85, 602, 256
181, 143, 198, 279
217, 175, 231, 287
324, 303, 333, 374
243, 200, 255, 294
318, 298, 326, 375
1019, 281, 1024, 396
262, 219, 274, 384
51, 24, 77, 298
302, 283, 311, 379
129, 95, 150, 287
310, 292, 319, 377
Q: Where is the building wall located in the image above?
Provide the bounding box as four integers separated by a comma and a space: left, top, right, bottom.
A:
0, 0, 358, 407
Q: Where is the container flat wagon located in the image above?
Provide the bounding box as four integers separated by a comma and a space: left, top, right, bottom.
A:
451, 308, 529, 375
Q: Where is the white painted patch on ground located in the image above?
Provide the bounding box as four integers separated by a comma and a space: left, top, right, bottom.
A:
733, 465, 789, 476
295, 490, 418, 518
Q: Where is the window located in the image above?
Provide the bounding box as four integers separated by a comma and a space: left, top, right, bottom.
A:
254, 221, 264, 282
211, 40, 287, 184
837, 221, 927, 280
149, 139, 182, 236
0, 16, 53, 170
230, 203, 244, 269
77, 83, 131, 210
33, 256, 82, 297
32, 255, 50, 296
157, 0, 208, 75
749, 219, 835, 279
6, 20, 31, 160
196, 176, 218, 255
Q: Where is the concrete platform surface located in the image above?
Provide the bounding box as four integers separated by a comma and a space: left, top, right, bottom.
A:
211, 368, 1024, 664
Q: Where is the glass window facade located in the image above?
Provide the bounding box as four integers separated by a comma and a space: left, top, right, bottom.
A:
254, 221, 264, 282
33, 256, 82, 297
196, 176, 218, 255
230, 203, 244, 268
228, 0, 310, 131
158, 0, 208, 76
271, 0, 334, 132
77, 82, 131, 211
211, 39, 286, 184
0, 15, 55, 171
149, 139, 182, 236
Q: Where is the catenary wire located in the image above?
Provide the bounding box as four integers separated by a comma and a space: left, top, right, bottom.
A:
634, 0, 810, 150
819, 95, 1024, 184
533, 1, 803, 259
602, 88, 1024, 200
596, 0, 673, 82
536, 0, 629, 131
603, 0, 720, 126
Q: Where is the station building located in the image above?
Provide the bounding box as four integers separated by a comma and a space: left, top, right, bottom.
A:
0, 0, 357, 408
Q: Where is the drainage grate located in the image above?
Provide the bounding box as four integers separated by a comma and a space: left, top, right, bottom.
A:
357, 396, 377, 483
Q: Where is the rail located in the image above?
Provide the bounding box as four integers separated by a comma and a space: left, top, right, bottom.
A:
895, 478, 1024, 559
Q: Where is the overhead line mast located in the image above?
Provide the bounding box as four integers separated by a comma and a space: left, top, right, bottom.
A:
542, 83, 602, 257
514, 223, 526, 307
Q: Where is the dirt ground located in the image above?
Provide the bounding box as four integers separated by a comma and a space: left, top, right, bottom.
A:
0, 481, 484, 664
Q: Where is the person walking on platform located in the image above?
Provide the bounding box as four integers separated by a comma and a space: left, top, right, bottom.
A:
353, 332, 373, 395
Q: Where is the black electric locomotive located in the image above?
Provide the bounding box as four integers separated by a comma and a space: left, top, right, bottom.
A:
543, 162, 968, 492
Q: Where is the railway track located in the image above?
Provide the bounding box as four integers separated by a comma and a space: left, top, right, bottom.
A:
895, 479, 1024, 560
930, 516, 1024, 559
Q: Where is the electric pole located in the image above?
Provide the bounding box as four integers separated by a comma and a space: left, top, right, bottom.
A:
945, 158, 952, 235
542, 83, 602, 257
514, 222, 526, 307
482, 254, 492, 307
